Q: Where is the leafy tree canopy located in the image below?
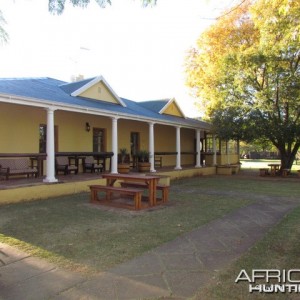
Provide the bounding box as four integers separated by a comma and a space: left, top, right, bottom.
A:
186, 0, 300, 170
0, 10, 8, 44
48, 0, 157, 15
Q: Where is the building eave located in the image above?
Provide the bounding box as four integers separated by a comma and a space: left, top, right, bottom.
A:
0, 93, 211, 131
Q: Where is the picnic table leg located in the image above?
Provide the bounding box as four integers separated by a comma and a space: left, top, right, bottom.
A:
105, 178, 116, 200
147, 179, 157, 206
152, 180, 157, 206
134, 193, 142, 210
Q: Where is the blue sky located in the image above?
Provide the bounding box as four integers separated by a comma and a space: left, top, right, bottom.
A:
0, 0, 238, 116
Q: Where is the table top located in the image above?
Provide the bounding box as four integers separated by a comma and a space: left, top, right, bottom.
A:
102, 173, 160, 180
268, 163, 281, 167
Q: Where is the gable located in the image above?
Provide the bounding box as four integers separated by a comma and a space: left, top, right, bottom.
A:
70, 76, 126, 107
79, 81, 119, 104
160, 99, 186, 118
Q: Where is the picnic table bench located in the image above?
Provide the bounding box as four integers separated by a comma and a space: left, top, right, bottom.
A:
120, 181, 169, 203
89, 185, 144, 210
259, 168, 269, 176
282, 168, 290, 177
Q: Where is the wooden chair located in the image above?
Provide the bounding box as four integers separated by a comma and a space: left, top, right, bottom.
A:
155, 156, 162, 168
55, 156, 78, 175
83, 156, 103, 173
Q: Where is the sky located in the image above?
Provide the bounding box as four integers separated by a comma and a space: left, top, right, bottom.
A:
0, 0, 238, 117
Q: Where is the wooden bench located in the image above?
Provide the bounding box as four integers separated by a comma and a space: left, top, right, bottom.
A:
120, 181, 169, 203
89, 185, 144, 210
282, 169, 290, 177
0, 158, 38, 180
259, 168, 269, 176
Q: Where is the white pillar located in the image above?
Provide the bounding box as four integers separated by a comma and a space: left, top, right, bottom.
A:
175, 126, 182, 170
43, 107, 58, 183
195, 129, 202, 168
149, 122, 156, 173
111, 117, 118, 174
213, 134, 217, 166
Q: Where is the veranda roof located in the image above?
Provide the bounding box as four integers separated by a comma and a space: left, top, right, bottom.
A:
0, 77, 210, 130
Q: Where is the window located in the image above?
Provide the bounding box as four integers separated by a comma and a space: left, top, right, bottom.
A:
205, 134, 213, 153
93, 128, 106, 152
39, 124, 58, 153
130, 132, 140, 155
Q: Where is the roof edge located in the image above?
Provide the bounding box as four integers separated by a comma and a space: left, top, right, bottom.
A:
159, 97, 186, 119
70, 76, 126, 107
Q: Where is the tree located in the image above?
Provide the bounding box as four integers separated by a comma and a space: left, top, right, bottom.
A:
186, 0, 300, 171
48, 0, 157, 15
0, 10, 8, 44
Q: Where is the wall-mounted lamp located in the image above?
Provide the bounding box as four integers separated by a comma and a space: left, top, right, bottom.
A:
85, 122, 91, 132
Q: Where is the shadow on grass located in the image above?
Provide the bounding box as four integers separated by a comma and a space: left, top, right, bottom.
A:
1, 173, 300, 274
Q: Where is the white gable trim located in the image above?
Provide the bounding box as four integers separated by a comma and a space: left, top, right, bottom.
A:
159, 98, 186, 119
71, 76, 126, 107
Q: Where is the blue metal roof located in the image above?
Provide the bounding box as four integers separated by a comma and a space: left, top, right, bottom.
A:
0, 77, 210, 129
138, 100, 169, 113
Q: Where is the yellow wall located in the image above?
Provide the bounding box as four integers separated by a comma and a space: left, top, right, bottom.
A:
0, 103, 198, 169
154, 125, 196, 166
55, 111, 112, 152
163, 102, 183, 117
205, 154, 240, 166
80, 82, 118, 104
0, 103, 45, 153
118, 119, 149, 151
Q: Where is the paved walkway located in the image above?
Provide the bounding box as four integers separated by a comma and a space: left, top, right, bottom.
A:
0, 198, 298, 300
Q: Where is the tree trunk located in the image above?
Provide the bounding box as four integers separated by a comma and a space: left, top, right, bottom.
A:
277, 142, 300, 171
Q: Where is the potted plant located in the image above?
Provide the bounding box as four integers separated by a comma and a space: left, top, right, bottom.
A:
137, 150, 151, 173
118, 148, 130, 174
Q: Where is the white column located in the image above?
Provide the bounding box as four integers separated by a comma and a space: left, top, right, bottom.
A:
213, 134, 217, 166
43, 107, 58, 183
195, 129, 202, 168
175, 126, 182, 170
149, 122, 156, 173
111, 117, 118, 174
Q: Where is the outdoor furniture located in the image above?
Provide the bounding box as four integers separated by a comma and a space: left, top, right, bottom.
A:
83, 156, 103, 173
282, 168, 290, 177
55, 156, 78, 175
55, 152, 113, 172
102, 173, 160, 206
154, 156, 163, 168
89, 185, 143, 210
0, 158, 38, 180
30, 155, 46, 177
259, 168, 269, 176
120, 181, 169, 203
268, 163, 281, 176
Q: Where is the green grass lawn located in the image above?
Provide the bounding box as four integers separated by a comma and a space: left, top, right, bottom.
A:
1, 164, 300, 292
241, 159, 300, 172
194, 205, 300, 300
0, 176, 254, 273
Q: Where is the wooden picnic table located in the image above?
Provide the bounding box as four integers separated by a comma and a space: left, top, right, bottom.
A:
268, 163, 281, 176
102, 173, 160, 206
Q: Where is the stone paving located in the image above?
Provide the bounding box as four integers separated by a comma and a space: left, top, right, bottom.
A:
0, 198, 298, 300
